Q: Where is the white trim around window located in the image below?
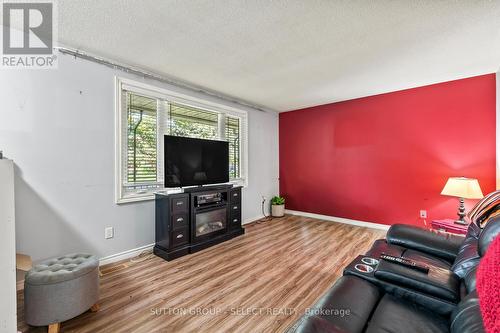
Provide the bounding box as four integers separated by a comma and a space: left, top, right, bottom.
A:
114, 77, 249, 204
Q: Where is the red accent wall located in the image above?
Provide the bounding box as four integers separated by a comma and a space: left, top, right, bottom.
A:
279, 74, 496, 227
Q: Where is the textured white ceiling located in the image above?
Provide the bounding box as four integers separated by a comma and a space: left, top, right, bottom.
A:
54, 1, 500, 111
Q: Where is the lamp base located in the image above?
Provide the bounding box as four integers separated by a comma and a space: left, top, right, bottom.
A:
454, 197, 468, 226
454, 219, 468, 226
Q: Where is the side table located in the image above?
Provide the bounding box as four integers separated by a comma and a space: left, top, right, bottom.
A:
431, 219, 469, 235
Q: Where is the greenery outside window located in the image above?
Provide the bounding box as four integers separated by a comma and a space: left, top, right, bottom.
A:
126, 93, 158, 184
116, 78, 248, 203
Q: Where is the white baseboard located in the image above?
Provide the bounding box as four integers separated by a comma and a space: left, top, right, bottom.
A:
243, 215, 265, 225
285, 209, 390, 231
98, 212, 387, 266
99, 243, 154, 266
99, 217, 261, 266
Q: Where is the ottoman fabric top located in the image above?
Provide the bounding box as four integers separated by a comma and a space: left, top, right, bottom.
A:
26, 253, 98, 285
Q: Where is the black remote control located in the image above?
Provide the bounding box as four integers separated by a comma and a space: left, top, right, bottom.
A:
380, 253, 430, 273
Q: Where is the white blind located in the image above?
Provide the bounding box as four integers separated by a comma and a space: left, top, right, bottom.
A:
226, 116, 240, 179
157, 100, 169, 183
168, 102, 219, 139
122, 90, 162, 192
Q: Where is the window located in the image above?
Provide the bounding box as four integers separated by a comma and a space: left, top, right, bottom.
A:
168, 103, 218, 140
126, 93, 158, 184
116, 78, 248, 203
226, 116, 240, 179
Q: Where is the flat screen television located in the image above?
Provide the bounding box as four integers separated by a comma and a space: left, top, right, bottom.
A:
164, 135, 229, 187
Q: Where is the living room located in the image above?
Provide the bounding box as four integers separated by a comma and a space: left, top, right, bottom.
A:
1, 1, 499, 333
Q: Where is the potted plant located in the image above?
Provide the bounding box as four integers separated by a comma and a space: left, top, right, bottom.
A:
271, 196, 285, 217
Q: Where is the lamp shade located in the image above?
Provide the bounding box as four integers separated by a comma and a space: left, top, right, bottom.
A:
441, 177, 484, 199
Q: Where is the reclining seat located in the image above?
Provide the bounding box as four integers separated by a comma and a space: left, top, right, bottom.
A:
365, 191, 500, 278
288, 274, 485, 333
366, 210, 500, 279
287, 221, 500, 333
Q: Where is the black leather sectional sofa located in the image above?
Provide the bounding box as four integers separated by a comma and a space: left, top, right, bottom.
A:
288, 214, 500, 333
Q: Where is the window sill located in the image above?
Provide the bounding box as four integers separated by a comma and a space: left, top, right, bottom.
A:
116, 179, 247, 204
116, 193, 155, 204
229, 178, 245, 187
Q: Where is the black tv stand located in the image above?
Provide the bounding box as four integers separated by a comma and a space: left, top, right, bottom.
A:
153, 185, 244, 261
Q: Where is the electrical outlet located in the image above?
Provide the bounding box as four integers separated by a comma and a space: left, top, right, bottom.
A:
105, 227, 114, 239
419, 210, 427, 219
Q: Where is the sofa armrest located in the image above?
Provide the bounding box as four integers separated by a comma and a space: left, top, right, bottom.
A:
287, 276, 380, 333
386, 224, 464, 262
374, 259, 460, 302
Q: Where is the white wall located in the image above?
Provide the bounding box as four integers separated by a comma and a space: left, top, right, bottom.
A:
0, 54, 279, 262
0, 160, 16, 332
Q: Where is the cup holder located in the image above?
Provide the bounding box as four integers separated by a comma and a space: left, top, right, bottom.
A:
361, 257, 379, 266
354, 264, 374, 273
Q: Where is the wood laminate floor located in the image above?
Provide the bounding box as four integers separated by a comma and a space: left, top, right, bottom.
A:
17, 215, 386, 333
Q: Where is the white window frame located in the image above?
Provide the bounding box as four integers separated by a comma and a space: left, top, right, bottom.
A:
115, 77, 248, 204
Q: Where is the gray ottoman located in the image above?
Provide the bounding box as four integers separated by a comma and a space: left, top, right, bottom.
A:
24, 253, 100, 333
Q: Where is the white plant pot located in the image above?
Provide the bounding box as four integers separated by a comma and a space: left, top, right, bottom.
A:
271, 204, 285, 217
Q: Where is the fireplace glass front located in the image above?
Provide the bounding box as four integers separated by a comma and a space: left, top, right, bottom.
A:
195, 207, 227, 237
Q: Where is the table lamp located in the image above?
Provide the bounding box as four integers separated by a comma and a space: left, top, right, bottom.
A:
440, 177, 484, 225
